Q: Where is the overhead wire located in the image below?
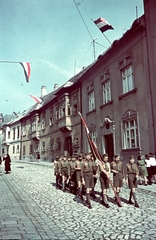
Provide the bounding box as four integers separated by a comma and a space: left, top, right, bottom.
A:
72, 0, 107, 69
73, 0, 94, 40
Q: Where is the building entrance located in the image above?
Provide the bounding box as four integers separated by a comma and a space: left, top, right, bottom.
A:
64, 136, 73, 156
104, 134, 114, 162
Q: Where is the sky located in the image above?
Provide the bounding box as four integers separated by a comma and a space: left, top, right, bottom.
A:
0, 0, 144, 116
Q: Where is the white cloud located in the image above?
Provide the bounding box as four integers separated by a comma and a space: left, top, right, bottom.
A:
40, 58, 72, 79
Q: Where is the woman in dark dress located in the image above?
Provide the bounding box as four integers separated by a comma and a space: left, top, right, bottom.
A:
3, 153, 11, 174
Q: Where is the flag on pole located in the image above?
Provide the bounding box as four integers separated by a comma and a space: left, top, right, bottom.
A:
20, 62, 31, 83
78, 111, 121, 206
93, 17, 114, 33
29, 94, 42, 103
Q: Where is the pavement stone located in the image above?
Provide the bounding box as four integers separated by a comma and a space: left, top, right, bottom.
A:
0, 160, 156, 239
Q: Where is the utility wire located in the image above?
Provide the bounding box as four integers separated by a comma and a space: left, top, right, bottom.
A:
78, 43, 92, 69
73, 0, 93, 40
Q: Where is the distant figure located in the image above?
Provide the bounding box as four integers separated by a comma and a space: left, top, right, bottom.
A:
3, 153, 11, 174
137, 155, 148, 186
37, 152, 40, 162
144, 154, 152, 185
149, 153, 156, 184
0, 156, 2, 173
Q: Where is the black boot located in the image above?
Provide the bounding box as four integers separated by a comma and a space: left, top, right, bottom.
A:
128, 191, 134, 204
86, 193, 92, 209
132, 192, 139, 208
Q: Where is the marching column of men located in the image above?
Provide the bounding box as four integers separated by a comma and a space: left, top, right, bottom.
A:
53, 153, 140, 209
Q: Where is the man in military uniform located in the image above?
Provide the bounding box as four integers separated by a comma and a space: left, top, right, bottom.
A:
68, 155, 76, 194
111, 154, 125, 207
81, 153, 94, 209
59, 156, 70, 192
99, 153, 110, 208
126, 156, 139, 208
75, 154, 83, 199
91, 154, 99, 199
53, 155, 60, 188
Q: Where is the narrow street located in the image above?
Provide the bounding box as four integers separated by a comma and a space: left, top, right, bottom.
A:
0, 161, 156, 240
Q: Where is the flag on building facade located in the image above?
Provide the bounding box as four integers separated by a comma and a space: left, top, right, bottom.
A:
29, 94, 42, 103
93, 17, 114, 33
20, 62, 31, 83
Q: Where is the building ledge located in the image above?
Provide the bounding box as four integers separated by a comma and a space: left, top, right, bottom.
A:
118, 88, 137, 100
100, 100, 113, 109
86, 109, 96, 116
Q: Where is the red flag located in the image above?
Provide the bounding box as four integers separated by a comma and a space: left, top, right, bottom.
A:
29, 94, 42, 103
78, 111, 121, 206
94, 17, 114, 33
20, 62, 31, 82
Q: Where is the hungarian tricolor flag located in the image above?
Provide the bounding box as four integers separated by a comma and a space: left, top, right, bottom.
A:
29, 94, 42, 104
20, 62, 31, 83
94, 17, 114, 33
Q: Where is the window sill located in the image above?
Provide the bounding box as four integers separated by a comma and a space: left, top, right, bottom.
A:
121, 147, 140, 152
118, 88, 137, 100
100, 100, 113, 109
86, 109, 96, 116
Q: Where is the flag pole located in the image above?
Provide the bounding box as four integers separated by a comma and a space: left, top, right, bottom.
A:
78, 111, 121, 206
102, 33, 112, 45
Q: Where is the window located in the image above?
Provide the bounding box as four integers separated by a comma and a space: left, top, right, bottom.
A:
13, 128, 15, 139
122, 65, 134, 94
13, 146, 15, 154
88, 91, 95, 111
17, 127, 20, 139
29, 144, 33, 154
102, 81, 111, 104
8, 131, 10, 139
90, 130, 97, 146
23, 145, 26, 155
41, 142, 45, 151
16, 145, 19, 153
32, 119, 36, 132
49, 109, 54, 126
123, 119, 138, 148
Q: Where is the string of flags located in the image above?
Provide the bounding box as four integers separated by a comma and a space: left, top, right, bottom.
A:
29, 94, 42, 104
20, 62, 31, 83
0, 60, 31, 83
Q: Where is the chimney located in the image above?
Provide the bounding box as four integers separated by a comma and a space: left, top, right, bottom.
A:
41, 86, 46, 97
54, 84, 58, 91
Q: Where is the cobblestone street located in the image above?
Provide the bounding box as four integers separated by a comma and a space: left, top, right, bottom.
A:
0, 161, 156, 240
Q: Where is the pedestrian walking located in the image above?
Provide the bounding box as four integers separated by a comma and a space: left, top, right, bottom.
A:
81, 153, 94, 209
75, 154, 83, 199
111, 154, 124, 207
126, 156, 139, 208
0, 156, 2, 173
144, 154, 153, 185
149, 153, 156, 184
37, 152, 40, 162
60, 156, 70, 192
3, 153, 11, 174
137, 155, 148, 185
91, 154, 99, 199
68, 155, 76, 194
53, 155, 60, 188
99, 153, 110, 208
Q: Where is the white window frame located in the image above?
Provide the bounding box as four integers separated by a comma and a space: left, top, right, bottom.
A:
123, 119, 138, 148
102, 80, 111, 104
122, 65, 134, 94
88, 91, 95, 111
